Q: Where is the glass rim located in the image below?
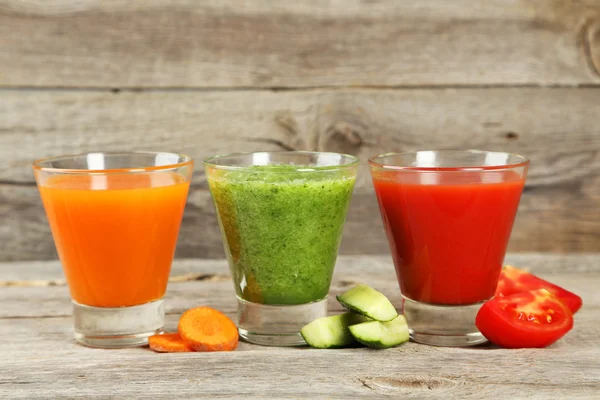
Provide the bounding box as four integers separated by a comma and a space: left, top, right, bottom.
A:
32, 151, 193, 174
368, 149, 529, 172
203, 150, 360, 173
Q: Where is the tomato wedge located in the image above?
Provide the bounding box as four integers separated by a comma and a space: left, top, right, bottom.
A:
476, 289, 573, 348
496, 265, 582, 314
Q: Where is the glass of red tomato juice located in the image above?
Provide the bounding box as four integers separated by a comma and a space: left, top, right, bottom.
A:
369, 150, 529, 346
33, 152, 193, 348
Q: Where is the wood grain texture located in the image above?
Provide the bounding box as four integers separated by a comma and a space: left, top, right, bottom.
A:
1, 88, 599, 260
1, 0, 600, 87
1, 254, 599, 399
0, 254, 596, 318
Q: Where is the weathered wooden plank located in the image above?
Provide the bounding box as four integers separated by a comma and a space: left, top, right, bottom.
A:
1, 316, 598, 399
4, 89, 599, 186
3, 185, 600, 260
4, 254, 599, 282
1, 255, 599, 399
0, 254, 596, 318
1, 88, 599, 259
0, 0, 599, 87
0, 256, 398, 319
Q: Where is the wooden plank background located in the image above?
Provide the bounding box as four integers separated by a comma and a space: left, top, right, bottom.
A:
2, 254, 600, 398
1, 0, 600, 261
1, 0, 600, 87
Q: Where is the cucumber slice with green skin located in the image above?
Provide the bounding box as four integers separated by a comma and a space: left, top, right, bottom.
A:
349, 315, 410, 349
301, 312, 370, 349
336, 284, 398, 322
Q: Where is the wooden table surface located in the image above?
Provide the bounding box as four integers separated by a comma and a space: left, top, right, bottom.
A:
1, 254, 599, 399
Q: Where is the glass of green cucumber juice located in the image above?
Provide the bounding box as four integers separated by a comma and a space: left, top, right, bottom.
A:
205, 151, 358, 346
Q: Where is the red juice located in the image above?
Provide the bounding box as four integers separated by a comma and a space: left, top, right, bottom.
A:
372, 169, 525, 305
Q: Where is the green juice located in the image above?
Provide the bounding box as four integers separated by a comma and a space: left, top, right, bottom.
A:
208, 165, 356, 305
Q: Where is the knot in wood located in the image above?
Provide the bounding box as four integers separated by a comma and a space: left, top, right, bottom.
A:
359, 375, 457, 393
590, 25, 600, 77
505, 131, 519, 141
322, 121, 365, 155
581, 18, 600, 78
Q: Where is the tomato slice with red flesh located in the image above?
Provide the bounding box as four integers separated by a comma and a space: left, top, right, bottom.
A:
496, 265, 582, 314
476, 289, 573, 348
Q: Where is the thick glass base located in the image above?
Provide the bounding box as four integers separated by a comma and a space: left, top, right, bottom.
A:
237, 296, 327, 347
402, 296, 488, 347
72, 299, 164, 348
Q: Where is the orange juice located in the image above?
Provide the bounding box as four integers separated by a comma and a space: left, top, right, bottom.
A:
38, 172, 189, 308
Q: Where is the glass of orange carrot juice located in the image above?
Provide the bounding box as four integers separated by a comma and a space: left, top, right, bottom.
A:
33, 152, 193, 348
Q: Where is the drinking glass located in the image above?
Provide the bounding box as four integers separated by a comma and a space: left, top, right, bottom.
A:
369, 150, 529, 346
205, 151, 358, 346
33, 152, 193, 348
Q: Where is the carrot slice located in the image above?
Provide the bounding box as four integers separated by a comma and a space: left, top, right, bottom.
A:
148, 333, 194, 353
178, 307, 239, 352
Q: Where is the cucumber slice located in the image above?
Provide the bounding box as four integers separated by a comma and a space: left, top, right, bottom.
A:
336, 284, 398, 321
349, 315, 410, 349
301, 312, 369, 349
